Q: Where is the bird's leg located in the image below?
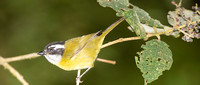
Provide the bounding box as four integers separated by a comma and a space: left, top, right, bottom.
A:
76, 67, 92, 83
76, 69, 82, 85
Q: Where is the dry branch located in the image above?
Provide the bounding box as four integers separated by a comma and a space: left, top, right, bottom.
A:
0, 56, 29, 85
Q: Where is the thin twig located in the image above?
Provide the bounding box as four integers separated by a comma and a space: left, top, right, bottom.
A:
101, 36, 141, 48
5, 53, 40, 63
101, 34, 155, 48
3, 52, 116, 65
179, 30, 194, 38
0, 56, 29, 85
96, 58, 116, 65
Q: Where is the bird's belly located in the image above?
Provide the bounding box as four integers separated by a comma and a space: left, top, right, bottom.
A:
57, 55, 96, 71
57, 45, 100, 71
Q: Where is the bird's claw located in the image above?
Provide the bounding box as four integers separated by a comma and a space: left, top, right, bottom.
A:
76, 77, 83, 83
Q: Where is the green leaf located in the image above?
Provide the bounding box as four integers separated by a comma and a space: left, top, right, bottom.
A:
123, 10, 146, 38
97, 0, 129, 13
133, 6, 164, 28
135, 39, 173, 85
167, 11, 186, 26
167, 8, 200, 26
97, 0, 165, 38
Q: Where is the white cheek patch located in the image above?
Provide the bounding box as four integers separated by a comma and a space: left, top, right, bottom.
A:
49, 44, 65, 50
44, 54, 62, 65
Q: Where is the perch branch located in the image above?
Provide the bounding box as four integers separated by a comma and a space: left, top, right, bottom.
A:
0, 56, 29, 85
101, 34, 155, 48
2, 52, 115, 65
5, 53, 40, 63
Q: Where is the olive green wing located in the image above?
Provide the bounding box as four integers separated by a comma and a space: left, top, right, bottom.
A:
63, 32, 100, 60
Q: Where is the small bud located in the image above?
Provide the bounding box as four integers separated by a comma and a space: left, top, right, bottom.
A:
188, 29, 194, 34
187, 17, 191, 20
191, 32, 195, 38
185, 23, 189, 27
195, 29, 199, 32
192, 33, 196, 38
182, 36, 187, 41
191, 25, 195, 29
193, 12, 197, 16
195, 33, 200, 39
182, 28, 186, 31
180, 8, 184, 12
186, 27, 189, 30
182, 15, 185, 18
187, 38, 193, 42
196, 21, 199, 24
197, 26, 199, 29
179, 22, 182, 25
171, 1, 176, 5
189, 24, 194, 29
192, 6, 196, 10
184, 36, 193, 42
176, 18, 179, 21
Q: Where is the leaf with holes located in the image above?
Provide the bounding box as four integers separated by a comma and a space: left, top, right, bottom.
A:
167, 8, 200, 26
97, 0, 129, 14
97, 0, 165, 38
135, 39, 173, 85
123, 10, 146, 38
132, 6, 164, 28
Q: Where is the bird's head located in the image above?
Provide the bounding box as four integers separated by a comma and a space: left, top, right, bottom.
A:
38, 41, 65, 65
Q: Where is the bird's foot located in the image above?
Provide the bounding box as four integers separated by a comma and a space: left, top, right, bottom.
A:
76, 77, 83, 83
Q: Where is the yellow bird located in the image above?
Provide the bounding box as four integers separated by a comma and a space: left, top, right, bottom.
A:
38, 18, 124, 80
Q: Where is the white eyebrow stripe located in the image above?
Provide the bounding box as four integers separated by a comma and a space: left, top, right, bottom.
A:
49, 45, 65, 49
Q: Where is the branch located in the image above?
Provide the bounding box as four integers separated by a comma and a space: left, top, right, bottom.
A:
96, 58, 116, 65
0, 56, 29, 85
101, 34, 155, 48
5, 53, 40, 63
2, 52, 116, 65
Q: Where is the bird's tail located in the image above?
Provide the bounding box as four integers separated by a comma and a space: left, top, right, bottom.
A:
100, 18, 125, 37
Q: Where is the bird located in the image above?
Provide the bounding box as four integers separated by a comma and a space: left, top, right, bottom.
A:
38, 17, 124, 81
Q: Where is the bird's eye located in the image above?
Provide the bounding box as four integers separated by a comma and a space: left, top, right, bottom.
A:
49, 48, 54, 52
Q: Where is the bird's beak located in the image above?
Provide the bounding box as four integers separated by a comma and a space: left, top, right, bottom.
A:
38, 51, 45, 56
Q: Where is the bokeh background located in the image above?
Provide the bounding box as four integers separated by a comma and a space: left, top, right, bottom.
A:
0, 0, 200, 85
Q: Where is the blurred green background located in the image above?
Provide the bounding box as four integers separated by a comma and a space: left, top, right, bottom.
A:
0, 0, 200, 85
